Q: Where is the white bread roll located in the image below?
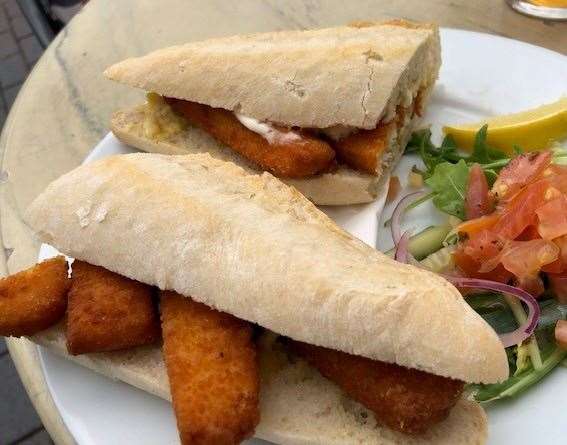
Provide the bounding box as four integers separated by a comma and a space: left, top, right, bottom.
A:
33, 325, 488, 445
110, 103, 413, 206
26, 153, 508, 384
104, 21, 440, 130
104, 20, 441, 205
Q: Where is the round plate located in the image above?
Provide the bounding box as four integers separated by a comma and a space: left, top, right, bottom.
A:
38, 29, 567, 444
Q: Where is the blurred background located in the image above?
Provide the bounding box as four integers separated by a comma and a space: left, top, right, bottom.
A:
1, 0, 82, 132
1, 2, 82, 444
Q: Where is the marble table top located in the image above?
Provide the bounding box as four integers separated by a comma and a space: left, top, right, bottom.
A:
1, 0, 565, 443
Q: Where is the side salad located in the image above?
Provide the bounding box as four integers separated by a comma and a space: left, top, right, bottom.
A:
391, 126, 567, 402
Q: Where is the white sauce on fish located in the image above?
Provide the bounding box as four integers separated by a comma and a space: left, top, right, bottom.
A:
235, 113, 303, 145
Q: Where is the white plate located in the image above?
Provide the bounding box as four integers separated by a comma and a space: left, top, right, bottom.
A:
37, 29, 567, 444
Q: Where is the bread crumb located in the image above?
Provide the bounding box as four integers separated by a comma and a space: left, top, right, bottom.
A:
94, 205, 108, 222
75, 204, 91, 227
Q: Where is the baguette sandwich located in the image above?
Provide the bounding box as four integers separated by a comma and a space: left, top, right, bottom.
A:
105, 20, 441, 205
2, 153, 508, 444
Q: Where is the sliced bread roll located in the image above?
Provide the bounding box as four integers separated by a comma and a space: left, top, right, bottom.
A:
104, 21, 440, 129
33, 324, 488, 445
110, 102, 408, 205
105, 20, 441, 205
26, 152, 508, 384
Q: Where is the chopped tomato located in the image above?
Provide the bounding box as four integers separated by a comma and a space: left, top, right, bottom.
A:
492, 179, 549, 239
463, 230, 505, 261
453, 150, 567, 296
517, 276, 545, 298
536, 195, 567, 240
465, 164, 494, 220
555, 320, 567, 350
453, 248, 512, 283
554, 235, 567, 265
545, 163, 567, 179
499, 239, 559, 296
516, 225, 541, 241
454, 230, 513, 282
541, 259, 563, 274
545, 173, 567, 196
492, 151, 552, 200
457, 214, 499, 237
548, 273, 567, 304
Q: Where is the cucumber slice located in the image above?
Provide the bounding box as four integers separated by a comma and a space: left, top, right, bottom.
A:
386, 225, 451, 260
420, 245, 457, 273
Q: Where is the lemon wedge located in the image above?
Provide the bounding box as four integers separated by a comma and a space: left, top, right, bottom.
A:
443, 97, 567, 154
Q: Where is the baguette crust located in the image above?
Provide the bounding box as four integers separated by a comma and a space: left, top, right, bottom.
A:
26, 153, 508, 384
33, 326, 488, 445
111, 106, 379, 205
104, 21, 440, 129
110, 98, 422, 205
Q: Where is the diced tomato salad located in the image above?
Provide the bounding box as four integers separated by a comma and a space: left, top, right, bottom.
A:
454, 151, 567, 298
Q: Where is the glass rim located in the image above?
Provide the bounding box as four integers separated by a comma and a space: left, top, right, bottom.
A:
506, 0, 567, 20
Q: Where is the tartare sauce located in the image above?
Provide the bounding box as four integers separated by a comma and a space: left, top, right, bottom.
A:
235, 113, 303, 145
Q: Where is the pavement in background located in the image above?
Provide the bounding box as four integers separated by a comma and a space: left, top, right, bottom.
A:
0, 0, 43, 130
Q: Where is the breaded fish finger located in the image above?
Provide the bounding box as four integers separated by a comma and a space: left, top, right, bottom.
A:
332, 122, 395, 174
66, 261, 160, 355
167, 99, 336, 178
160, 291, 260, 445
290, 340, 464, 435
0, 256, 70, 337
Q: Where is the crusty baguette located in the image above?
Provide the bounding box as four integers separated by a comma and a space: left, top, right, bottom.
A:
111, 104, 409, 205
33, 325, 488, 445
105, 20, 440, 205
26, 153, 507, 384
104, 21, 440, 130
110, 82, 427, 205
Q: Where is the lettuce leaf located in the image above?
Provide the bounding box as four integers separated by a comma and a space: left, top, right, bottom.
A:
406, 125, 509, 180
425, 159, 469, 219
467, 125, 509, 165
472, 346, 567, 402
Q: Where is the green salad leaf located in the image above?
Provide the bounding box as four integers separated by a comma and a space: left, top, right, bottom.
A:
467, 298, 567, 402
405, 125, 509, 180
405, 130, 461, 179
403, 126, 567, 404
404, 126, 513, 216
472, 346, 567, 402
467, 125, 509, 165
425, 159, 469, 219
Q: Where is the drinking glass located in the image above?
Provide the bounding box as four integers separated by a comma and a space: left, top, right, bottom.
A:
507, 0, 567, 20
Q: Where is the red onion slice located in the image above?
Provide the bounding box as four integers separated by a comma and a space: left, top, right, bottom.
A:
394, 230, 411, 263
390, 191, 427, 245
388, 192, 540, 347
444, 276, 540, 348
